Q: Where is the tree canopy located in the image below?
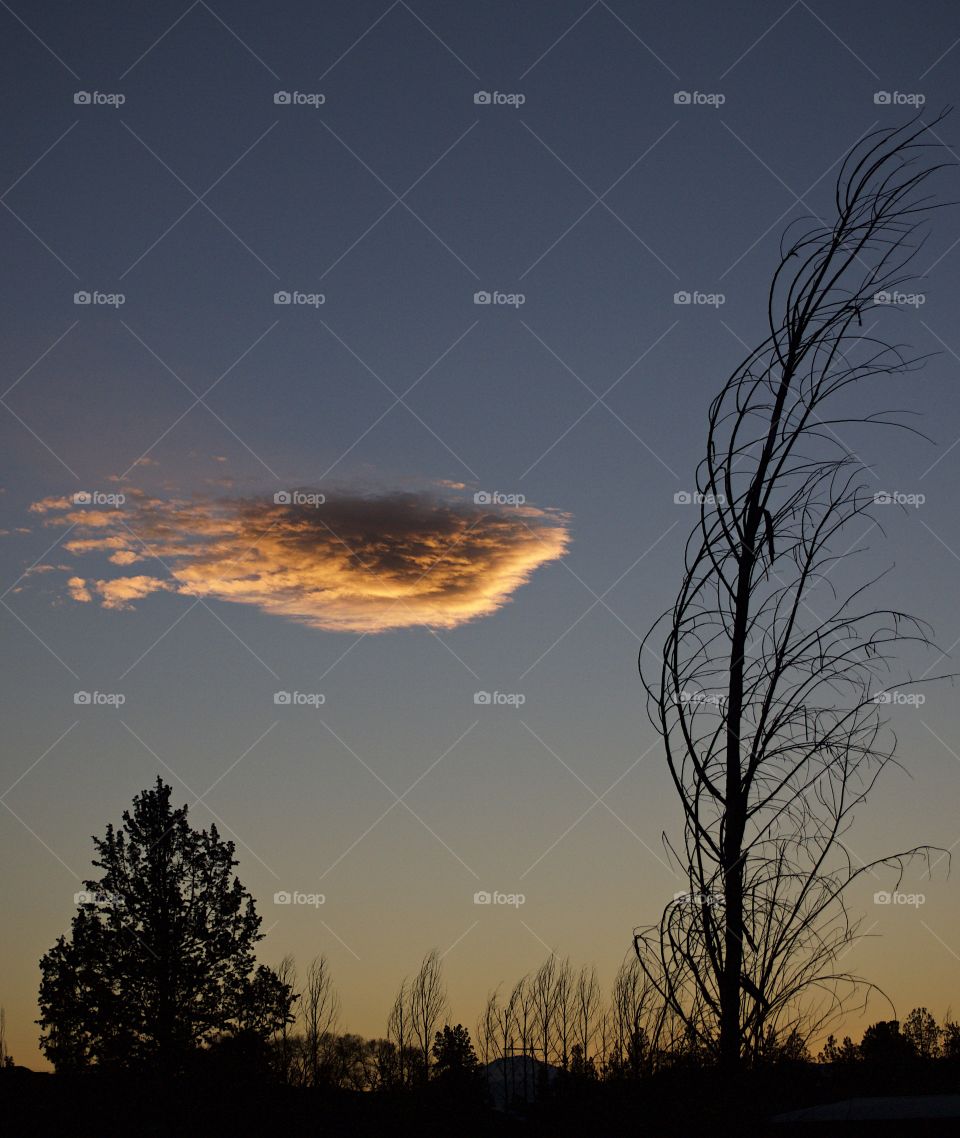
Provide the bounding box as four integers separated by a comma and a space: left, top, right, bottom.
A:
38, 777, 294, 1073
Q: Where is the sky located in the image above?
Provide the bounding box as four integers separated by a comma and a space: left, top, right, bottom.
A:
2, 0, 960, 1069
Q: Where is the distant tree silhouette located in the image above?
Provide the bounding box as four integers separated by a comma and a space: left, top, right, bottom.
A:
763, 1025, 810, 1063
942, 1019, 960, 1060
0, 1006, 13, 1068
409, 949, 447, 1083
532, 955, 560, 1070
638, 114, 953, 1072
388, 951, 447, 1085
369, 1037, 401, 1088
301, 954, 340, 1086
432, 1023, 481, 1082
568, 1042, 596, 1080
572, 964, 600, 1073
512, 974, 535, 1099
818, 1033, 860, 1064
387, 977, 412, 1085
271, 953, 298, 1082
859, 1019, 914, 1066
37, 778, 295, 1074
610, 957, 663, 1078
902, 1006, 942, 1059
431, 1023, 486, 1114
554, 958, 574, 1069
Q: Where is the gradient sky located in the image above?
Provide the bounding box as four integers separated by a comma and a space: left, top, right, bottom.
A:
3, 0, 960, 1069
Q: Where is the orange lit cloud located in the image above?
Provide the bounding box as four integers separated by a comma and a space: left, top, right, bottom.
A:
32, 491, 571, 633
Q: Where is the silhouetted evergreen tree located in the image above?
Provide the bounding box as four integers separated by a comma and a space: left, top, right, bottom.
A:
431, 1023, 485, 1104
859, 1019, 913, 1066
37, 778, 294, 1074
902, 1006, 942, 1059
818, 1033, 860, 1064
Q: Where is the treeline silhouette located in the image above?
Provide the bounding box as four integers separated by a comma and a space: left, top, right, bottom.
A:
8, 779, 960, 1136
219, 949, 960, 1098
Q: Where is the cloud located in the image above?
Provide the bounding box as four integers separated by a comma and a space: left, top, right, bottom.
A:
67, 577, 92, 603
94, 575, 176, 610
32, 490, 571, 633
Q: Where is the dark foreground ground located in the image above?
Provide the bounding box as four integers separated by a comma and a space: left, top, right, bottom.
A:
4, 1063, 960, 1137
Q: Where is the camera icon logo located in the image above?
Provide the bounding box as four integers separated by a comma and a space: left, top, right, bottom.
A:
274, 290, 292, 304
673, 290, 691, 304
474, 91, 491, 105
274, 491, 292, 504
874, 890, 892, 904
473, 890, 492, 904
74, 291, 92, 305
673, 491, 692, 504
473, 691, 492, 705
473, 291, 491, 305
473, 491, 492, 504
74, 890, 95, 904
874, 491, 892, 505
274, 91, 291, 105
73, 491, 92, 504
73, 691, 92, 705
74, 91, 91, 104
874, 91, 892, 105
673, 91, 691, 105
273, 691, 292, 705
273, 890, 292, 904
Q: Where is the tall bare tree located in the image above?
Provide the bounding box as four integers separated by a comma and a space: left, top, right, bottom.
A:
513, 974, 535, 1101
573, 964, 601, 1070
554, 957, 574, 1069
302, 954, 340, 1086
387, 978, 412, 1086
611, 956, 663, 1076
477, 988, 498, 1069
272, 954, 299, 1082
638, 114, 952, 1071
408, 948, 447, 1083
531, 954, 559, 1069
